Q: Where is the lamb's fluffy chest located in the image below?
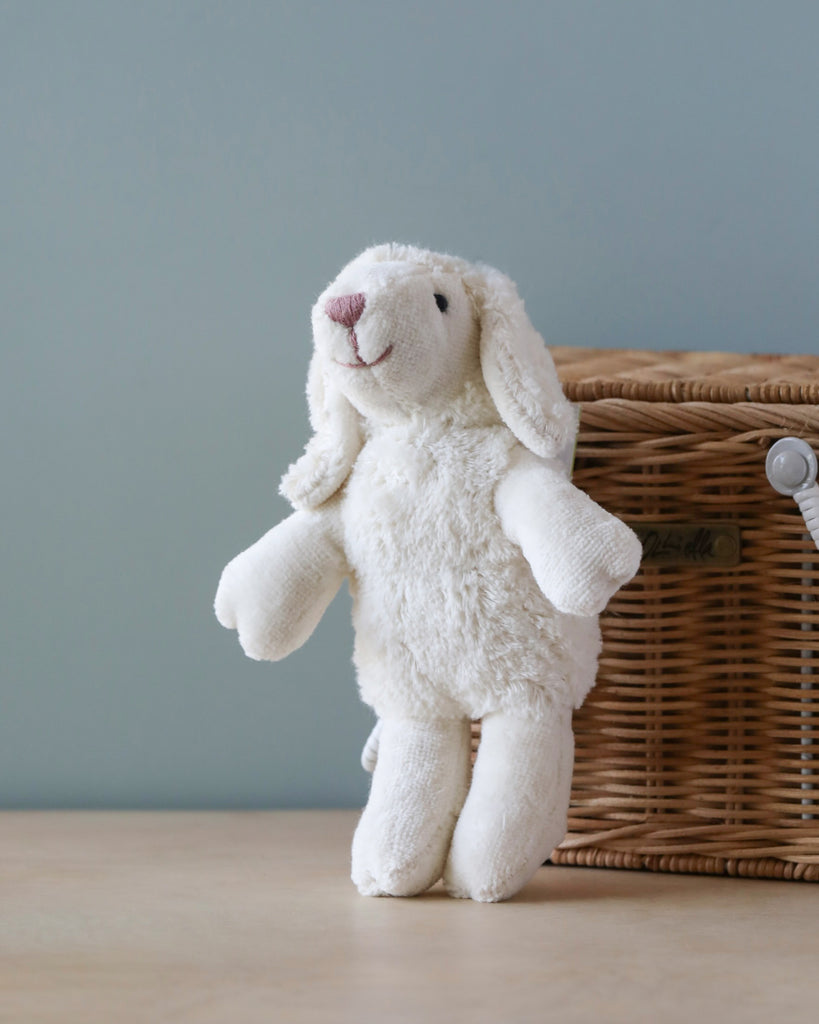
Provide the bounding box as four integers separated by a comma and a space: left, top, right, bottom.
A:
340, 424, 575, 720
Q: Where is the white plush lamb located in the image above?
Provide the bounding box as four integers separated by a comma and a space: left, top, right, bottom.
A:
215, 243, 641, 902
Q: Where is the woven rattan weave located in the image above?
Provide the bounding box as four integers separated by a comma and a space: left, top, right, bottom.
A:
478, 349, 819, 881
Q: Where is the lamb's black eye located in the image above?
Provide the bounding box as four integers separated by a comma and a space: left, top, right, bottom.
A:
434, 293, 448, 313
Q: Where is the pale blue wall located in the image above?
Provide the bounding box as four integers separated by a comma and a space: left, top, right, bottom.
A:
2, 1, 817, 807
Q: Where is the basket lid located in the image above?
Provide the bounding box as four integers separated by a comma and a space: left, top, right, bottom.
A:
550, 348, 819, 404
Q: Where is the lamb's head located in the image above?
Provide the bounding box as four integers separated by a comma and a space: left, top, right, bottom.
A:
311, 245, 481, 419
281, 243, 577, 510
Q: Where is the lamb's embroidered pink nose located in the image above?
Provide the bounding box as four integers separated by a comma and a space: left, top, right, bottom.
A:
325, 292, 366, 329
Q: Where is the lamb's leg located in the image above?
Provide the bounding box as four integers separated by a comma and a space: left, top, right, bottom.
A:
444, 702, 574, 902
351, 717, 471, 897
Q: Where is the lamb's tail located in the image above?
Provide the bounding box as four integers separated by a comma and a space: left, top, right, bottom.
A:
360, 720, 382, 773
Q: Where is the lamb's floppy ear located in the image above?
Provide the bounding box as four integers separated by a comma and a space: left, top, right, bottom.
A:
279, 353, 362, 510
474, 266, 577, 463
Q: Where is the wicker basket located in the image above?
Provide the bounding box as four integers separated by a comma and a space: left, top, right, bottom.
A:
479, 349, 819, 881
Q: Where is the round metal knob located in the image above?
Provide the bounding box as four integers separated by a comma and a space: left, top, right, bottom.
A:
766, 437, 818, 496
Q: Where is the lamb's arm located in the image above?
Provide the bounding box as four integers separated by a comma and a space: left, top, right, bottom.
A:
496, 450, 642, 617
214, 507, 348, 661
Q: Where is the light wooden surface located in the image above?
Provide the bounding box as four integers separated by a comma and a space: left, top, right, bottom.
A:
2, 811, 818, 1024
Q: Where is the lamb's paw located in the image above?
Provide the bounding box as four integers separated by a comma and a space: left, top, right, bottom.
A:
602, 517, 643, 586
351, 847, 439, 898
350, 718, 471, 898
551, 519, 643, 617
216, 580, 287, 661
444, 841, 536, 903
351, 811, 447, 898
214, 570, 238, 630
214, 554, 258, 633
235, 625, 283, 662
443, 799, 552, 903
443, 707, 575, 902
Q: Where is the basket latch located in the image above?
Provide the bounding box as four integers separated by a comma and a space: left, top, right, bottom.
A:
766, 437, 819, 551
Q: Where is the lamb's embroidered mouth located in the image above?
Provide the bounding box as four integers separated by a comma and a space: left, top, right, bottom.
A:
335, 344, 393, 369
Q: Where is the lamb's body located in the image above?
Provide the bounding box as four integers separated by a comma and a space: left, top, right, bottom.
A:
215, 243, 642, 901
342, 414, 600, 722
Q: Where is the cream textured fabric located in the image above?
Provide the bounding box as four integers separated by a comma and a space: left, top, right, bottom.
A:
215, 244, 642, 901
352, 718, 471, 897
445, 705, 575, 902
